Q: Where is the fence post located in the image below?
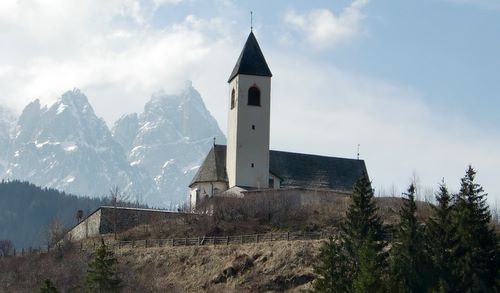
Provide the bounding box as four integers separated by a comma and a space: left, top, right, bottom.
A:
145, 239, 148, 248
198, 237, 200, 245
255, 234, 259, 243
226, 236, 229, 245
287, 232, 290, 241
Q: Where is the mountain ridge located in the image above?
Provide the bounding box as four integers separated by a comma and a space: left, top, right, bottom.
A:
0, 84, 225, 207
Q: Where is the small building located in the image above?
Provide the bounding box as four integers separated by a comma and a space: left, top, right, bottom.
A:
65, 206, 193, 241
189, 31, 368, 210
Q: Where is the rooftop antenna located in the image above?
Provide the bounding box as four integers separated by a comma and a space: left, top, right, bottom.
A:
213, 136, 216, 146
250, 11, 253, 32
357, 144, 360, 160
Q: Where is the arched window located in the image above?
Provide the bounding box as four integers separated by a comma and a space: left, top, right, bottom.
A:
230, 89, 236, 109
248, 86, 260, 106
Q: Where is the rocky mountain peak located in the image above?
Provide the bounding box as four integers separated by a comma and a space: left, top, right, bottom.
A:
1, 83, 225, 207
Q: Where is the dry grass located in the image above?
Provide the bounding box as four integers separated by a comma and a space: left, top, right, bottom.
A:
0, 239, 322, 292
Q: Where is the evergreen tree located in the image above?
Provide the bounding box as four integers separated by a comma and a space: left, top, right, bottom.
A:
453, 166, 498, 292
427, 181, 460, 291
39, 279, 59, 293
85, 239, 122, 293
343, 172, 387, 293
352, 233, 386, 293
343, 172, 385, 251
314, 172, 387, 292
313, 236, 354, 293
390, 184, 434, 292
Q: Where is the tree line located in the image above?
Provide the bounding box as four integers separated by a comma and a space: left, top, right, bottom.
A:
314, 166, 499, 292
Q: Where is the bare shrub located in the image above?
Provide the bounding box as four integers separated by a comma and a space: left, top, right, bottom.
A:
45, 218, 66, 247
0, 239, 14, 257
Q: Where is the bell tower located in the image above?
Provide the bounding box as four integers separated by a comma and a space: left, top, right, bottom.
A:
226, 31, 272, 188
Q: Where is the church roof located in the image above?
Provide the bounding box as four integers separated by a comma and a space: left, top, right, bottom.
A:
189, 144, 227, 186
228, 31, 272, 83
190, 145, 368, 192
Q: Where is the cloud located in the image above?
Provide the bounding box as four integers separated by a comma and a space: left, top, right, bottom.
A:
267, 52, 500, 204
0, 0, 235, 124
284, 0, 368, 50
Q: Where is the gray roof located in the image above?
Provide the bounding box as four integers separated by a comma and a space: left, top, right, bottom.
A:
190, 145, 368, 192
189, 145, 227, 186
228, 31, 272, 83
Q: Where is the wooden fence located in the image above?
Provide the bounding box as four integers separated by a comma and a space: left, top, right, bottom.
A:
2, 230, 394, 258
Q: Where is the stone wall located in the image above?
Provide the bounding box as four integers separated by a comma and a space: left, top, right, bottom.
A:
66, 209, 102, 241
65, 206, 195, 241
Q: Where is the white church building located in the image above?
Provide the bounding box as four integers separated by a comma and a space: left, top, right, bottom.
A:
189, 31, 368, 209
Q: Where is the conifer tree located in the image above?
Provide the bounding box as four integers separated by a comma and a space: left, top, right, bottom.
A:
343, 172, 385, 251
453, 166, 498, 292
427, 181, 459, 291
85, 239, 122, 293
389, 184, 434, 292
313, 236, 354, 293
342, 172, 387, 292
39, 279, 59, 293
314, 172, 387, 292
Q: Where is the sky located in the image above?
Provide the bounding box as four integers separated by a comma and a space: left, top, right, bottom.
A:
0, 0, 499, 205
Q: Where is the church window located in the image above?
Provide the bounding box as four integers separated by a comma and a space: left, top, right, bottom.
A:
248, 86, 260, 106
251, 163, 254, 168
231, 89, 236, 109
252, 125, 255, 130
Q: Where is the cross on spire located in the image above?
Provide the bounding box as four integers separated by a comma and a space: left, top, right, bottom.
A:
250, 11, 253, 31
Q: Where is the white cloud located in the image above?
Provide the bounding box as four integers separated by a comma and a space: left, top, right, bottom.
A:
267, 52, 500, 204
284, 0, 368, 49
0, 0, 235, 124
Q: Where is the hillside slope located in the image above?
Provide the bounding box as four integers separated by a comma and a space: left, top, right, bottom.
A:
0, 240, 320, 292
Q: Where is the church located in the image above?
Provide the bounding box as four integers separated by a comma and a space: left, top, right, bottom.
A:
189, 31, 368, 210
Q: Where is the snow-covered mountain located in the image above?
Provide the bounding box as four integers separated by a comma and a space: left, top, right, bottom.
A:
4, 90, 153, 201
0, 84, 224, 207
113, 82, 225, 205
0, 106, 16, 175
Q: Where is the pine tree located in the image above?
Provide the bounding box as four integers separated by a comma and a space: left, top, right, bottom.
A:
313, 236, 354, 293
314, 172, 387, 292
343, 172, 387, 293
453, 166, 498, 292
39, 279, 59, 293
85, 239, 122, 293
352, 232, 386, 293
426, 181, 460, 291
390, 184, 434, 292
343, 172, 385, 251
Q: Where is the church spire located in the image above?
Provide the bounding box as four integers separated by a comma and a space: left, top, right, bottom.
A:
228, 31, 272, 83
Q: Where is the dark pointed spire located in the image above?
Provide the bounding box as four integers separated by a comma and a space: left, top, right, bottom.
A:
228, 31, 272, 82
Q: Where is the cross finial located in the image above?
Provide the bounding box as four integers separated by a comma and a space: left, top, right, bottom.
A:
357, 144, 360, 160
213, 137, 216, 146
250, 11, 253, 31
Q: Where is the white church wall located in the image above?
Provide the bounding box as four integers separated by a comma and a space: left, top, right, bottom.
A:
189, 181, 228, 210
